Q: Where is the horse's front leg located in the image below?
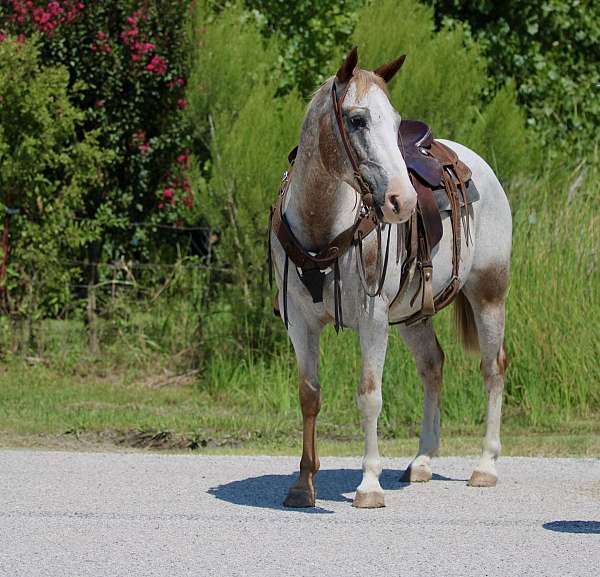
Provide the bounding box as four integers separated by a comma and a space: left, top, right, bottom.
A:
353, 317, 389, 508
283, 315, 322, 508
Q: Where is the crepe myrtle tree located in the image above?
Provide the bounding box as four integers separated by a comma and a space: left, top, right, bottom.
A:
0, 1, 199, 264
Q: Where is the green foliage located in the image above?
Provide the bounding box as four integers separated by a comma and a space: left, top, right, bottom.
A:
0, 1, 196, 256
353, 0, 535, 181
429, 0, 600, 153
187, 4, 304, 324
0, 37, 111, 316
244, 0, 362, 96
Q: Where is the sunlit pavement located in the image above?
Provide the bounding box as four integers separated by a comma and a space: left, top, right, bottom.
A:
0, 451, 599, 577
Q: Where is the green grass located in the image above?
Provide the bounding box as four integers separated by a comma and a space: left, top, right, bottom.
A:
0, 158, 598, 455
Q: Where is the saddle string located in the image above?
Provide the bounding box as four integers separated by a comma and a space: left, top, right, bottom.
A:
333, 259, 343, 333
282, 255, 290, 329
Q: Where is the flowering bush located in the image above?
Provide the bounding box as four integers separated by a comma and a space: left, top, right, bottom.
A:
0, 1, 196, 260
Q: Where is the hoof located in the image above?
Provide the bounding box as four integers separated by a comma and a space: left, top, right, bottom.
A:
352, 490, 385, 509
284, 487, 315, 508
468, 470, 497, 487
401, 464, 432, 483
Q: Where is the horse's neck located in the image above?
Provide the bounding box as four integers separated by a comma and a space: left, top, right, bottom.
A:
283, 148, 359, 253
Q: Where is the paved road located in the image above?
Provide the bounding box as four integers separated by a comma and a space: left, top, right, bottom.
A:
0, 451, 599, 577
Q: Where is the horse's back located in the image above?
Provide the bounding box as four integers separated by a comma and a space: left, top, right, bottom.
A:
437, 138, 512, 267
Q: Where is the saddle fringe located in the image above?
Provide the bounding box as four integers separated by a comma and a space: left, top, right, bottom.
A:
454, 291, 479, 353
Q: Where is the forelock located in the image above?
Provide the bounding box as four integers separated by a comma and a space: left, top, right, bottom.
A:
352, 69, 389, 99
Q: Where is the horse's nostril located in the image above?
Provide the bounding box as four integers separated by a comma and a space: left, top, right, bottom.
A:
391, 196, 400, 214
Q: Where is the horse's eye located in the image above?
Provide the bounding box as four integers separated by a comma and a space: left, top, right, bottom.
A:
349, 115, 367, 130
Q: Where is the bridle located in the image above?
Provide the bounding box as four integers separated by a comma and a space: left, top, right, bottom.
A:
330, 77, 375, 209
330, 73, 409, 299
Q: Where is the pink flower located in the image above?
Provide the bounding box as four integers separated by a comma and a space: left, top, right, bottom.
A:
158, 202, 164, 209
16, 34, 26, 44
177, 98, 188, 110
95, 99, 105, 108
97, 31, 106, 41
0, 32, 6, 43
146, 55, 167, 75
176, 153, 188, 165
133, 131, 146, 143
139, 143, 151, 155
163, 188, 174, 200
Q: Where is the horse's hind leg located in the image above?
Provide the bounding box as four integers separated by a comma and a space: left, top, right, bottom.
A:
461, 265, 509, 487
283, 316, 323, 508
397, 320, 444, 483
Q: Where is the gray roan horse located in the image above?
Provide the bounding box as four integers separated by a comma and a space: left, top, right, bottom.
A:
269, 48, 511, 508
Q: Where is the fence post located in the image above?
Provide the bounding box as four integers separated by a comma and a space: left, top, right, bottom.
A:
0, 206, 18, 313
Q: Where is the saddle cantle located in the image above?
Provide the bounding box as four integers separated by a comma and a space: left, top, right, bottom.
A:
399, 119, 476, 251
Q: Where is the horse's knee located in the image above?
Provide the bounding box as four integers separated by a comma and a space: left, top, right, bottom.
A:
299, 376, 321, 416
356, 389, 382, 420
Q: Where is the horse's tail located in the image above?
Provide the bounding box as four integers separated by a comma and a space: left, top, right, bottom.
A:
454, 291, 479, 353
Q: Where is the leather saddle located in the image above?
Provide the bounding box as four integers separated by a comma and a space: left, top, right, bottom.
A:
399, 119, 477, 250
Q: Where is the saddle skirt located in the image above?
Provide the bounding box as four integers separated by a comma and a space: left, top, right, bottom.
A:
399, 119, 477, 250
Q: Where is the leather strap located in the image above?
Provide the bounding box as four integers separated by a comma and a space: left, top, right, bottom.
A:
331, 81, 373, 201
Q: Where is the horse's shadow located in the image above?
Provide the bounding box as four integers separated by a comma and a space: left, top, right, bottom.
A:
543, 521, 600, 534
208, 467, 463, 514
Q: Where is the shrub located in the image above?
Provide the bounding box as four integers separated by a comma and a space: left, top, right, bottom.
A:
187, 4, 304, 336
244, 0, 362, 96
429, 0, 600, 155
352, 0, 534, 182
0, 1, 196, 259
0, 37, 110, 319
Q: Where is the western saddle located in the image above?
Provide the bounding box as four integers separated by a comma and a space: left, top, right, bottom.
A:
269, 118, 478, 330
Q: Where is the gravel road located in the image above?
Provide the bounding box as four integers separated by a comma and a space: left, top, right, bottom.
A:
0, 450, 598, 577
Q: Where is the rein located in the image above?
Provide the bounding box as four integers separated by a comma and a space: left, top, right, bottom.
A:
331, 77, 393, 301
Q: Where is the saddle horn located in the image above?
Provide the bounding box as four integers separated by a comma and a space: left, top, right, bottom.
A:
374, 54, 406, 84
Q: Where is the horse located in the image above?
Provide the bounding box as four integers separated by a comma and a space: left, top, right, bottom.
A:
269, 47, 511, 508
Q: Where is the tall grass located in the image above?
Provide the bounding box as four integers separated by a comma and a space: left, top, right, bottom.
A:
199, 159, 600, 435
1, 152, 597, 441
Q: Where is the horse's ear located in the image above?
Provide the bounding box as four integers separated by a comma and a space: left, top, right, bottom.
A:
336, 46, 358, 84
374, 54, 406, 84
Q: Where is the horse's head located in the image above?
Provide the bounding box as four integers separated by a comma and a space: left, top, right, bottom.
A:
323, 47, 416, 224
